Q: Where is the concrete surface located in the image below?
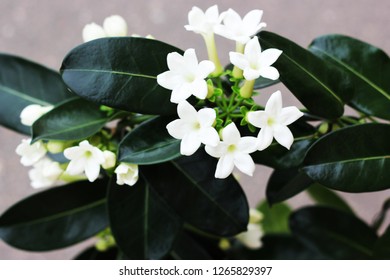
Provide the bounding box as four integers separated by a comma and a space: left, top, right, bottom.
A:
0, 0, 389, 259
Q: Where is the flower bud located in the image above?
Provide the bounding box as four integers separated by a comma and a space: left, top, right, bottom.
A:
114, 162, 139, 186
20, 104, 53, 126
82, 22, 106, 42
102, 150, 117, 170
47, 140, 67, 154
103, 15, 127, 37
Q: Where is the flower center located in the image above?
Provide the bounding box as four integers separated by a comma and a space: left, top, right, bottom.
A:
227, 144, 236, 153
193, 121, 201, 130
267, 117, 275, 126
84, 150, 93, 158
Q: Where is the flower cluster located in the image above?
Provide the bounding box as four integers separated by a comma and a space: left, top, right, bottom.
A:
158, 5, 303, 179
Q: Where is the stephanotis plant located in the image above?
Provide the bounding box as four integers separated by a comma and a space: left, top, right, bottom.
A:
0, 5, 389, 260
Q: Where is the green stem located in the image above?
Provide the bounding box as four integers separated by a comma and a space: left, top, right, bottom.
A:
240, 80, 255, 98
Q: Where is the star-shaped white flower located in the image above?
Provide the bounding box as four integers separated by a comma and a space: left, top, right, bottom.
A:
115, 162, 139, 186
167, 100, 219, 156
64, 140, 105, 182
247, 90, 304, 151
16, 138, 47, 166
20, 104, 53, 126
230, 37, 282, 81
205, 122, 257, 179
157, 48, 215, 104
28, 157, 63, 189
214, 9, 266, 45
185, 5, 221, 38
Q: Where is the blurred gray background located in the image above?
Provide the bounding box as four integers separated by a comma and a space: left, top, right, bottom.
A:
0, 0, 389, 259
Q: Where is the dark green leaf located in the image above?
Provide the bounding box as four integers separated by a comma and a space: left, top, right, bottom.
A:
0, 54, 73, 134
108, 177, 181, 260
142, 150, 249, 237
118, 116, 180, 165
32, 98, 110, 142
290, 206, 378, 259
0, 180, 108, 251
258, 201, 291, 234
170, 231, 212, 260
309, 34, 390, 120
306, 184, 353, 213
266, 169, 313, 205
74, 246, 118, 260
254, 76, 280, 89
61, 37, 180, 115
302, 123, 390, 192
373, 225, 390, 259
257, 31, 351, 119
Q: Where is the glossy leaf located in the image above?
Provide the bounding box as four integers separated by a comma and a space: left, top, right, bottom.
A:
373, 225, 390, 259
142, 150, 249, 237
303, 123, 390, 192
310, 34, 390, 120
266, 168, 313, 205
61, 37, 180, 115
257, 31, 350, 119
306, 184, 353, 213
254, 77, 280, 89
170, 231, 212, 260
258, 201, 291, 234
290, 206, 378, 259
32, 98, 111, 142
0, 180, 108, 251
0, 54, 73, 134
118, 116, 180, 165
108, 178, 181, 260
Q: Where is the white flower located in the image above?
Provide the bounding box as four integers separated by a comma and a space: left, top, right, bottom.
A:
28, 157, 63, 189
230, 37, 282, 81
82, 15, 127, 42
102, 150, 116, 169
185, 5, 221, 38
20, 104, 53, 126
157, 48, 215, 104
103, 15, 127, 37
214, 9, 266, 45
115, 163, 139, 186
16, 138, 47, 166
167, 100, 219, 156
247, 90, 304, 150
205, 123, 257, 179
64, 140, 105, 182
82, 23, 106, 42
235, 208, 264, 249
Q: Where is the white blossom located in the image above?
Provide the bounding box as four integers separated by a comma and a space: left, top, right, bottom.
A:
167, 100, 219, 156
102, 150, 117, 169
82, 23, 106, 42
230, 37, 282, 81
115, 163, 139, 186
205, 123, 257, 179
235, 208, 264, 249
185, 5, 221, 38
214, 9, 266, 45
63, 140, 105, 182
247, 90, 304, 151
16, 138, 47, 166
20, 104, 53, 126
157, 48, 215, 103
82, 15, 127, 42
28, 157, 63, 189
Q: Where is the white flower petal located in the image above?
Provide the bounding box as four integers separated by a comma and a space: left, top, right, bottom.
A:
236, 223, 263, 249
16, 139, 47, 166
84, 159, 101, 182
157, 71, 182, 90
82, 23, 106, 42
243, 68, 261, 81
103, 15, 127, 37
190, 79, 208, 100
66, 157, 87, 175
244, 37, 261, 63
233, 152, 255, 176
221, 122, 240, 145
247, 110, 268, 128
180, 133, 201, 156
170, 85, 192, 103
279, 106, 304, 125
205, 142, 226, 158
237, 136, 258, 154
115, 163, 139, 186
198, 107, 216, 127
197, 60, 215, 78
257, 126, 274, 151
273, 124, 294, 150
199, 126, 219, 147
166, 119, 191, 139
260, 48, 283, 67
215, 154, 235, 179
177, 100, 197, 121
264, 90, 282, 116
229, 52, 248, 70
242, 10, 263, 29
259, 66, 280, 80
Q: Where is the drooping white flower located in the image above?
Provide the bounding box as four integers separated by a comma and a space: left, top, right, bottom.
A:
82, 23, 106, 42
15, 138, 47, 166
28, 157, 63, 189
247, 90, 304, 151
214, 9, 266, 45
115, 162, 139, 186
20, 104, 53, 126
102, 150, 117, 170
230, 37, 282, 81
205, 122, 257, 179
235, 208, 264, 249
103, 15, 128, 37
82, 15, 127, 42
64, 140, 105, 182
185, 5, 221, 38
167, 100, 219, 156
157, 48, 215, 103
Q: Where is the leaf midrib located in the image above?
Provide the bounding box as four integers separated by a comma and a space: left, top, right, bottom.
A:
0, 85, 51, 105
305, 155, 389, 166
310, 46, 390, 100
63, 69, 157, 80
